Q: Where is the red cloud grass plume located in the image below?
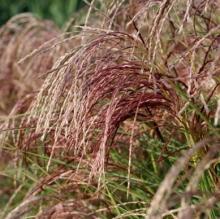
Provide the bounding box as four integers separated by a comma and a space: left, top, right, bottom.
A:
15, 31, 179, 183
2, 0, 219, 184
1, 0, 220, 191
1, 1, 220, 217
0, 13, 65, 115
108, 0, 220, 89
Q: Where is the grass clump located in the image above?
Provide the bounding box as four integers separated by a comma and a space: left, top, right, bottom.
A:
0, 0, 220, 218
0, 13, 67, 116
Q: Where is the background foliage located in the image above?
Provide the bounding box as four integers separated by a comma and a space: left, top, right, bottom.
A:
0, 0, 84, 26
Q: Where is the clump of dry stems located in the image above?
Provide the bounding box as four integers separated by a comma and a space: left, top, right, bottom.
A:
0, 0, 220, 218
0, 13, 67, 115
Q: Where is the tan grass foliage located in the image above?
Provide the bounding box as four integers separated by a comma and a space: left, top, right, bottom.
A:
0, 13, 66, 115
0, 0, 220, 218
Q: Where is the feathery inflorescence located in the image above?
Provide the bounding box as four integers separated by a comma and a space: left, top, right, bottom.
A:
0, 0, 220, 218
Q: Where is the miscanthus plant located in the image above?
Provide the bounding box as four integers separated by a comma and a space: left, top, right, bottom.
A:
0, 0, 220, 218
0, 13, 68, 116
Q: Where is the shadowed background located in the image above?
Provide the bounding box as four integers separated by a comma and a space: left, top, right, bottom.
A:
0, 0, 84, 26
